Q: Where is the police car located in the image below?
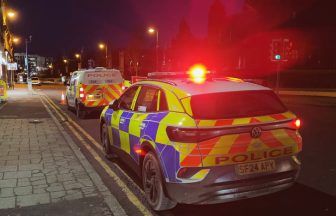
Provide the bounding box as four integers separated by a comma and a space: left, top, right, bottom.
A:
100, 65, 302, 211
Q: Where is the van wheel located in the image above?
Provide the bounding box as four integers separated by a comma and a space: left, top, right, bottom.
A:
76, 102, 86, 119
142, 151, 177, 211
66, 97, 71, 110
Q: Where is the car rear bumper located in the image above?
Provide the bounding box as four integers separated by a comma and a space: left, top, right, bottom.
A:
165, 155, 300, 205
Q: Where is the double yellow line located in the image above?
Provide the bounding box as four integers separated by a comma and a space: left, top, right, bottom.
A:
40, 94, 153, 216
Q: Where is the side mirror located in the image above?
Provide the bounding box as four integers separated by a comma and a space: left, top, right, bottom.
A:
109, 99, 119, 111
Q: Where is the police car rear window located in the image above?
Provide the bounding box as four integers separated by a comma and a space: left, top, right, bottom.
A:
190, 90, 287, 119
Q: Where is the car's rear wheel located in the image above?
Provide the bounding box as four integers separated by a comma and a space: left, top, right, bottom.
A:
76, 101, 86, 119
101, 123, 118, 160
101, 123, 112, 155
142, 151, 177, 211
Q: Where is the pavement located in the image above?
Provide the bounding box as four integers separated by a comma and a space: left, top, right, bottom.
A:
0, 88, 125, 215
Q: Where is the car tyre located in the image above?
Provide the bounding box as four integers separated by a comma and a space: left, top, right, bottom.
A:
101, 123, 118, 160
76, 101, 86, 119
66, 97, 71, 110
142, 151, 177, 211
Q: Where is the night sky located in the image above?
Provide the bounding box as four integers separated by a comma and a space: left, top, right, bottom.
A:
9, 0, 244, 58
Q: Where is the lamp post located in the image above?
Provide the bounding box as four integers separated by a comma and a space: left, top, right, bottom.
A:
63, 59, 69, 75
11, 36, 20, 89
98, 43, 108, 68
75, 53, 81, 69
148, 27, 159, 71
25, 36, 32, 90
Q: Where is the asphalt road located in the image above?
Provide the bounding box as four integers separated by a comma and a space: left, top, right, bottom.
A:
35, 85, 336, 216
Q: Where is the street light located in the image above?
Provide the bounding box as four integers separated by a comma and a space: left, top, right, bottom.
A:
75, 53, 82, 69
7, 11, 16, 19
147, 27, 159, 71
25, 36, 32, 90
63, 59, 69, 75
13, 37, 20, 44
98, 43, 108, 68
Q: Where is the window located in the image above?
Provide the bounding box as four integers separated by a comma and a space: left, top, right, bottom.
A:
190, 90, 287, 119
70, 75, 77, 86
159, 90, 168, 111
118, 86, 139, 110
135, 86, 159, 113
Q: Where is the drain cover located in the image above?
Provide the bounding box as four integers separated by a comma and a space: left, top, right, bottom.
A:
29, 120, 43, 124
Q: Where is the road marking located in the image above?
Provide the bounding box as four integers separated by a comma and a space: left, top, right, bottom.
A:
40, 96, 127, 216
0, 101, 8, 111
40, 94, 154, 216
42, 94, 146, 194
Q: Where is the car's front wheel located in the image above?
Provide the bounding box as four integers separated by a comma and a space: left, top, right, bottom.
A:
142, 151, 177, 211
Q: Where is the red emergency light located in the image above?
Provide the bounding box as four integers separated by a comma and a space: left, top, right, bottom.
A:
187, 64, 208, 84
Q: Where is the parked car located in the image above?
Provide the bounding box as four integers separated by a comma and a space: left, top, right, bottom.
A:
31, 77, 41, 86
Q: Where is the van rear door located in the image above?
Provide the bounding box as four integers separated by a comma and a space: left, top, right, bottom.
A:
81, 70, 124, 107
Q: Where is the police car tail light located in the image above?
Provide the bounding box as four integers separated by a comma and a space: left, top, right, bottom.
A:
167, 127, 199, 143
282, 118, 301, 130
167, 127, 222, 143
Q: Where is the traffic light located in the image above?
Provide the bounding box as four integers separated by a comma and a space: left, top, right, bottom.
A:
270, 38, 292, 62
270, 39, 283, 61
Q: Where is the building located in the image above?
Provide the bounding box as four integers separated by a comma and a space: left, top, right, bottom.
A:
0, 0, 15, 85
14, 53, 53, 76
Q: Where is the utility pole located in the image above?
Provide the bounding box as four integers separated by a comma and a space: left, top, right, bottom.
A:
270, 38, 290, 94
148, 27, 159, 72
155, 30, 159, 72
25, 36, 32, 91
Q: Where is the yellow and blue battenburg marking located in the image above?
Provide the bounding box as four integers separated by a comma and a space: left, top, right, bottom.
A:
104, 108, 184, 182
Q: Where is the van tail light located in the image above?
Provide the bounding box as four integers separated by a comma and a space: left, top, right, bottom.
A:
166, 127, 222, 143
292, 118, 301, 130
79, 87, 85, 98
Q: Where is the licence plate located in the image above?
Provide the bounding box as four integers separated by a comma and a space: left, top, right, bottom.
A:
236, 160, 276, 175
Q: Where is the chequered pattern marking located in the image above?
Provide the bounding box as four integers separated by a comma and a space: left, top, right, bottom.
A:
81, 84, 123, 107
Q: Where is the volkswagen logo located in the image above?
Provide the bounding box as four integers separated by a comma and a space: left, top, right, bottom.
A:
251, 127, 262, 138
